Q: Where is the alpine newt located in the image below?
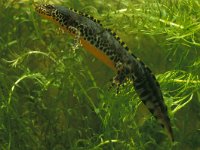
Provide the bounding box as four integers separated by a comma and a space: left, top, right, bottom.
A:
35, 4, 174, 141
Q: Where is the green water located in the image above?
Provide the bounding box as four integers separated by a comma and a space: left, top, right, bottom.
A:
0, 0, 200, 149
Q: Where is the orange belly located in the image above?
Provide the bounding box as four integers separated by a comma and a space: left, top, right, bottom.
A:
80, 38, 116, 71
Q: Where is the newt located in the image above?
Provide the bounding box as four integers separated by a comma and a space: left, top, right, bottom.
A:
35, 4, 174, 141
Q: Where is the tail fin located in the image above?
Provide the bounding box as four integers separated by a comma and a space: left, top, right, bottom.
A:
133, 64, 174, 141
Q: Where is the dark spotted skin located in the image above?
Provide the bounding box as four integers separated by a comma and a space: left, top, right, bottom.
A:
35, 4, 174, 141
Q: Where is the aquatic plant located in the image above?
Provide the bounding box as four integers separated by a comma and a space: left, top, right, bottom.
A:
0, 0, 199, 149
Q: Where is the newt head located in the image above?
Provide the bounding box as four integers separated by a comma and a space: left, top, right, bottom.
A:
35, 4, 57, 21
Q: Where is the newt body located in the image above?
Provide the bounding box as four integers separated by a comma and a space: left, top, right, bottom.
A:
35, 4, 174, 141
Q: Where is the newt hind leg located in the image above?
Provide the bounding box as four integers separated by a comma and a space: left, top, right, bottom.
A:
110, 62, 131, 93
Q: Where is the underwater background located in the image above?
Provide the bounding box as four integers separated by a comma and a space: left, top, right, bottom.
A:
0, 0, 200, 149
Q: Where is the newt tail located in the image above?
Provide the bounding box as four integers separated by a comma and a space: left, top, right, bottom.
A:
35, 4, 174, 141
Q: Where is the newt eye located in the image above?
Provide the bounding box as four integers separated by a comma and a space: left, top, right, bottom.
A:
45, 4, 55, 9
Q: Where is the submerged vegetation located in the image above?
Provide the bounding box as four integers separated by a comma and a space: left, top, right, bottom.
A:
0, 0, 200, 149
